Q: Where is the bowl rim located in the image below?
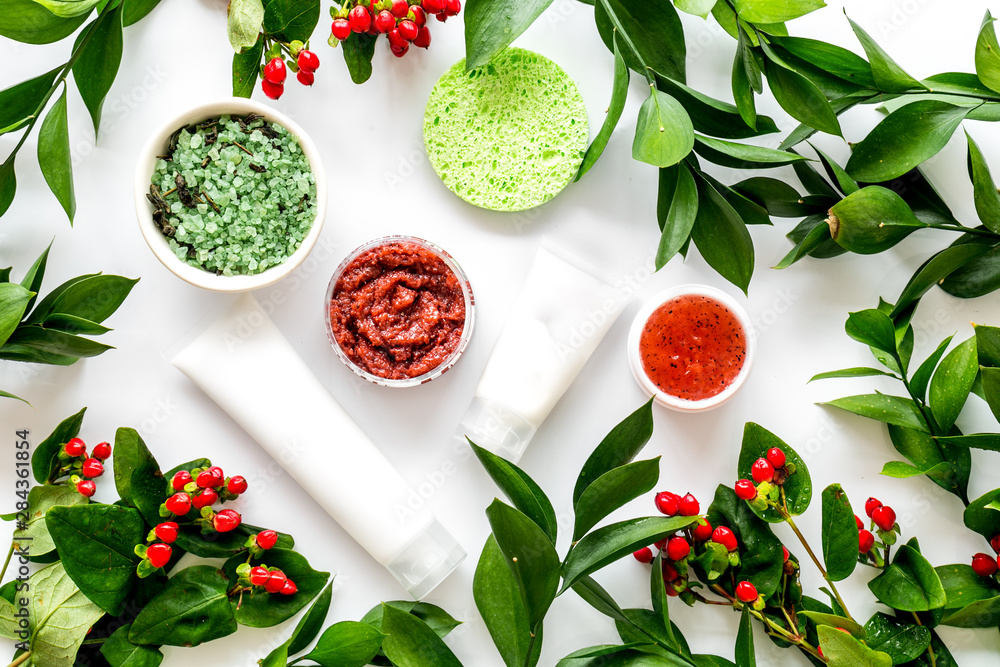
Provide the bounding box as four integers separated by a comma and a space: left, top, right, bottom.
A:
134, 97, 327, 293
627, 284, 756, 412
324, 235, 476, 388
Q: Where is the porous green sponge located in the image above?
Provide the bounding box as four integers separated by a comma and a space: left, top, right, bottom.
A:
423, 48, 589, 212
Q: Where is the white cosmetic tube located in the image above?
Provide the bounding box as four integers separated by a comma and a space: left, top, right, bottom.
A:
172, 294, 465, 598
459, 243, 630, 463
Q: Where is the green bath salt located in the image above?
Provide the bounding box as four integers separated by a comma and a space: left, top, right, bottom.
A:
148, 113, 317, 276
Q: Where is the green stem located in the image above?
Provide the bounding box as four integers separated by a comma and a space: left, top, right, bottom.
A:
4, 651, 31, 667
522, 628, 539, 667
596, 0, 656, 86
910, 613, 937, 667
0, 541, 15, 584
924, 223, 1000, 240
709, 584, 825, 661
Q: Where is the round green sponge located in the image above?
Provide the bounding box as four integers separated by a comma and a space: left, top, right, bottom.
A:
423, 48, 589, 212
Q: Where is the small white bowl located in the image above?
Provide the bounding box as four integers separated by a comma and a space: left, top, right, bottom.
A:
627, 284, 755, 412
134, 98, 327, 292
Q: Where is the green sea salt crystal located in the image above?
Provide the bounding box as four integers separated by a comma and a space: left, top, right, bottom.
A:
150, 114, 318, 276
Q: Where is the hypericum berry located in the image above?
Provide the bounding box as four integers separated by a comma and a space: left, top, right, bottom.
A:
147, 543, 172, 569
662, 561, 679, 581
196, 470, 217, 488
766, 447, 786, 469
213, 509, 242, 533
192, 488, 218, 510
82, 458, 104, 478
297, 70, 315, 86
331, 17, 352, 40
855, 515, 864, 530
256, 530, 278, 550
865, 497, 882, 518
172, 470, 192, 491
735, 581, 758, 603
348, 5, 371, 32
692, 519, 713, 542
165, 492, 191, 516
872, 506, 896, 532
444, 0, 460, 15
410, 6, 426, 26
653, 537, 668, 550
412, 26, 431, 48
92, 442, 112, 460
227, 476, 248, 495
207, 466, 225, 485
655, 492, 680, 517
280, 579, 298, 595
711, 526, 738, 552
679, 493, 699, 517
858, 530, 874, 553
375, 10, 395, 33
262, 79, 284, 100
397, 19, 418, 41
390, 43, 409, 58
154, 522, 179, 544
972, 552, 999, 577
76, 480, 96, 497
633, 547, 654, 564
734, 479, 756, 500
264, 570, 287, 594
297, 50, 319, 72
64, 438, 86, 457
990, 535, 1000, 555
249, 566, 270, 586
422, 0, 446, 13
434, 11, 447, 22
387, 28, 408, 50
264, 57, 287, 84
751, 458, 774, 483
390, 0, 409, 17
666, 537, 690, 561
782, 546, 790, 562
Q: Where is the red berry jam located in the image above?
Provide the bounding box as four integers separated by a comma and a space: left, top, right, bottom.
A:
638, 294, 746, 401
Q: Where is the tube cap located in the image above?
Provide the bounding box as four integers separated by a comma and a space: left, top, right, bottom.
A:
458, 396, 537, 463
384, 519, 466, 599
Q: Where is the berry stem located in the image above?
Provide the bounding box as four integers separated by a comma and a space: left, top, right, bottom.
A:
910, 613, 937, 667
708, 584, 825, 662
4, 651, 31, 667
0, 541, 15, 584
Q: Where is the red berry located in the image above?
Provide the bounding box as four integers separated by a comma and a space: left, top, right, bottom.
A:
280, 579, 298, 595
666, 537, 690, 561
165, 492, 191, 516
692, 519, 713, 542
655, 492, 680, 517
387, 28, 408, 50
992, 535, 1000, 555
735, 581, 758, 603
207, 466, 224, 483
444, 0, 460, 15
662, 561, 678, 581
766, 447, 786, 468
154, 522, 179, 543
633, 547, 653, 564
297, 50, 320, 72
858, 530, 875, 553
249, 566, 269, 586
64, 438, 86, 457
398, 19, 418, 41
375, 10, 395, 33
172, 470, 192, 491
256, 530, 279, 550
855, 515, 864, 530
348, 5, 371, 32
213, 509, 242, 533
192, 488, 217, 510
679, 493, 699, 517
751, 458, 774, 483
410, 6, 426, 26
972, 552, 999, 577
331, 17, 352, 40
227, 476, 248, 495
76, 480, 96, 497
263, 58, 286, 84
391, 0, 409, 17
435, 11, 447, 21
412, 26, 431, 48
262, 79, 283, 100
782, 546, 790, 562
865, 497, 882, 519
297, 70, 315, 86
92, 442, 112, 460
872, 506, 896, 532
734, 479, 756, 500
391, 43, 409, 57
422, 0, 445, 12
196, 470, 217, 488
147, 543, 172, 569
264, 570, 287, 594
711, 526, 738, 552
82, 458, 104, 479
653, 537, 668, 550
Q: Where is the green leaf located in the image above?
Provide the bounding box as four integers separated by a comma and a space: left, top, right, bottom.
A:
486, 500, 560, 629
112, 427, 157, 509
656, 164, 699, 269
732, 33, 758, 131
614, 608, 686, 658
303, 621, 383, 667
0, 390, 29, 404
557, 644, 691, 666
14, 485, 86, 556
821, 484, 857, 582
0, 66, 61, 135
633, 89, 694, 168
101, 624, 164, 667
692, 136, 807, 170
288, 580, 334, 655
733, 0, 824, 23
129, 566, 237, 646
706, 485, 784, 597
655, 74, 779, 140
561, 516, 698, 593
463, 0, 554, 71
675, 0, 715, 18
799, 611, 865, 638
32, 0, 101, 18
223, 548, 329, 627
910, 336, 954, 402
649, 551, 676, 649
0, 158, 16, 218
227, 0, 264, 52
775, 217, 836, 268
769, 36, 876, 89
937, 563, 1000, 610
940, 594, 1000, 628
894, 244, 993, 317
888, 425, 969, 501
826, 186, 926, 255
976, 323, 1000, 367
122, 0, 162, 25
981, 366, 1000, 423
0, 283, 33, 347
0, 0, 90, 44
976, 11, 1000, 94
845, 309, 898, 359
936, 433, 1000, 451
380, 603, 464, 667
46, 274, 137, 323
42, 313, 111, 335
964, 489, 1000, 539
817, 625, 891, 667
342, 32, 377, 85
471, 441, 558, 543
474, 535, 541, 667
72, 3, 124, 136
868, 542, 946, 612
809, 144, 858, 195
1, 325, 113, 358
764, 60, 842, 136
929, 337, 978, 431
361, 601, 461, 640
822, 394, 928, 432
578, 34, 628, 181
37, 85, 75, 222
809, 368, 898, 382
735, 608, 755, 667
574, 399, 654, 505
262, 0, 319, 43
846, 102, 971, 182
863, 613, 930, 664
28, 562, 105, 667
966, 131, 1000, 233
232, 34, 263, 97
573, 458, 661, 541
691, 173, 755, 295
738, 423, 812, 520
32, 407, 86, 484
596, 0, 686, 83
880, 461, 953, 483
846, 15, 925, 93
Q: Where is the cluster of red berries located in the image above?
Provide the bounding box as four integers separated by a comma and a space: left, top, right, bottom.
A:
857, 496, 898, 559
247, 565, 298, 596
162, 466, 245, 527
261, 45, 321, 100
971, 534, 1000, 577
61, 437, 111, 498
734, 447, 794, 507
330, 0, 461, 59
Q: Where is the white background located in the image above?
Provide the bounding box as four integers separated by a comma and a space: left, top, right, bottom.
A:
3, 0, 1000, 664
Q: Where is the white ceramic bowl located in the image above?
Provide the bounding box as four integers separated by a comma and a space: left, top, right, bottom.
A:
627, 284, 756, 412
134, 98, 327, 292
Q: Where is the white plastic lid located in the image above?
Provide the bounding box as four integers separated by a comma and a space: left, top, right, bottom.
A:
458, 396, 537, 463
384, 519, 466, 599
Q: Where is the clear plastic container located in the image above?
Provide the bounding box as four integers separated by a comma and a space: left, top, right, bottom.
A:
325, 236, 475, 388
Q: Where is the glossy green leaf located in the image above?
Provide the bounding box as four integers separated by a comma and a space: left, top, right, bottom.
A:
303, 621, 383, 667
820, 484, 857, 582
380, 603, 464, 667
691, 174, 754, 295
28, 562, 105, 667
976, 323, 1000, 366
0, 66, 61, 135
0, 283, 33, 348
227, 0, 264, 53
845, 309, 898, 358
674, 0, 715, 18
817, 625, 891, 667
706, 485, 784, 597
0, 0, 90, 44
472, 441, 558, 543
361, 601, 460, 640
122, 0, 162, 25
937, 563, 1000, 610
595, 0, 686, 83
656, 164, 699, 269
37, 85, 75, 222
775, 217, 836, 268
42, 313, 111, 335
823, 394, 928, 431
287, 580, 334, 655
557, 644, 691, 666
976, 11, 1000, 94
764, 60, 841, 136
464, 0, 554, 71
342, 32, 377, 85
692, 136, 807, 170
809, 367, 898, 382
863, 613, 930, 664
0, 158, 16, 219
895, 244, 993, 317
692, 657, 736, 667
936, 433, 1000, 451
846, 16, 924, 93
964, 489, 1000, 539
981, 366, 1000, 423
223, 548, 329, 627
574, 400, 655, 505
655, 75, 778, 140
130, 566, 237, 646
1, 325, 112, 359
940, 594, 1000, 628
574, 458, 661, 541
14, 485, 86, 556
614, 609, 686, 658
649, 551, 676, 649
101, 624, 163, 667
888, 425, 969, 500
703, 173, 771, 226
734, 608, 755, 667
880, 460, 953, 482
32, 407, 86, 484
262, 0, 319, 43
733, 0, 824, 23
578, 35, 628, 181
809, 144, 858, 195
738, 423, 812, 520
474, 535, 541, 667
46, 274, 137, 323
32, 0, 100, 17
573, 576, 634, 628
799, 611, 864, 638
826, 186, 926, 255
232, 35, 263, 97
732, 37, 757, 131
72, 3, 124, 136
112, 427, 156, 509
929, 337, 978, 431
633, 89, 694, 168
769, 36, 875, 88
868, 542, 946, 612
733, 177, 822, 219
966, 131, 1000, 233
